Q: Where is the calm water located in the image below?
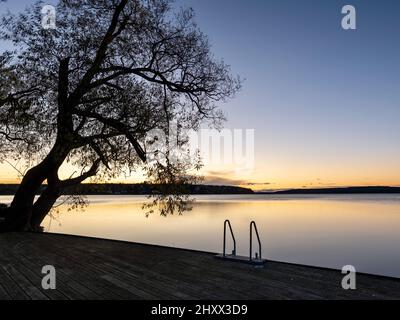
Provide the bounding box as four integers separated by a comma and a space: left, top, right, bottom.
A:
2, 194, 400, 278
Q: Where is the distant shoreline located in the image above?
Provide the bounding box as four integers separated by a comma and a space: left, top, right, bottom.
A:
257, 186, 400, 195
0, 183, 254, 196
1, 184, 400, 196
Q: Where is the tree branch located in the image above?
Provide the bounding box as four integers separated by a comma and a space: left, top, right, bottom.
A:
73, 109, 146, 162
57, 159, 101, 188
68, 0, 129, 104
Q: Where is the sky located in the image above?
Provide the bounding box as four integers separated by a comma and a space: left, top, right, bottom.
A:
1, 0, 400, 190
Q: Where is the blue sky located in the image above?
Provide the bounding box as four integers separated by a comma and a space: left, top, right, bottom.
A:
1, 0, 400, 189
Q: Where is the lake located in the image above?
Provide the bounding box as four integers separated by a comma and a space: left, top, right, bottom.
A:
1, 194, 400, 278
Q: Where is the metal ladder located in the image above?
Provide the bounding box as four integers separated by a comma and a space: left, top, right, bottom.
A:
250, 221, 262, 261
216, 220, 266, 266
223, 219, 236, 257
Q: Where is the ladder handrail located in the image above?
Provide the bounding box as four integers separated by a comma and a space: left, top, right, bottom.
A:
250, 221, 262, 260
223, 220, 236, 257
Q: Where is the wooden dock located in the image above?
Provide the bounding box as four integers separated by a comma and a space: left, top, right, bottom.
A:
0, 232, 399, 300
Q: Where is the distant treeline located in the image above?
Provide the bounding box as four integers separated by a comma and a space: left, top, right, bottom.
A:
2, 184, 399, 196
0, 184, 254, 195
260, 186, 400, 194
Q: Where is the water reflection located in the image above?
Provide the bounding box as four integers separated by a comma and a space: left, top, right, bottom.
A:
2, 194, 400, 277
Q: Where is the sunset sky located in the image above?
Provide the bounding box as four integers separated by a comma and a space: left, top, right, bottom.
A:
1, 0, 400, 190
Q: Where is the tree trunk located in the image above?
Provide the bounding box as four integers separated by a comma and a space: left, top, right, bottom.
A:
2, 142, 70, 232
30, 186, 60, 231
4, 161, 52, 231
0, 59, 81, 232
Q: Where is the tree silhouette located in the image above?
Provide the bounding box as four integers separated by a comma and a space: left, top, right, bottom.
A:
0, 0, 240, 231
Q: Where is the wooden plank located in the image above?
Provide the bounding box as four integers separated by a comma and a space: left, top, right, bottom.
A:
36, 245, 139, 299
1, 264, 49, 300
0, 282, 10, 300
0, 268, 30, 300
1, 232, 400, 300
12, 242, 104, 300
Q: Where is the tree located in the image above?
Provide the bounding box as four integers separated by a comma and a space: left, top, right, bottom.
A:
0, 0, 240, 232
